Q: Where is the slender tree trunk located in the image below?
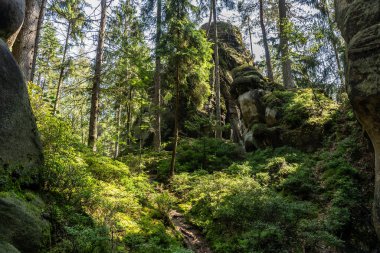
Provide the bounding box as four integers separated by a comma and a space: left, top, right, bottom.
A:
12, 0, 41, 81
170, 65, 180, 178
247, 17, 254, 60
53, 22, 71, 115
212, 0, 222, 138
206, 0, 213, 37
31, 0, 47, 83
259, 0, 274, 81
126, 89, 132, 146
88, 0, 107, 151
153, 0, 162, 152
278, 0, 294, 88
114, 104, 122, 159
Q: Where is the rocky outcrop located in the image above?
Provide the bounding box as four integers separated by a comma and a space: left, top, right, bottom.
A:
202, 22, 254, 143
335, 0, 380, 240
0, 0, 25, 47
0, 0, 42, 170
231, 65, 337, 152
0, 194, 49, 253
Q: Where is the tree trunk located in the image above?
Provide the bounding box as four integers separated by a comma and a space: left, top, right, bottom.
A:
278, 0, 294, 88
126, 89, 132, 146
31, 0, 47, 83
206, 0, 213, 37
88, 0, 107, 151
53, 22, 71, 115
170, 65, 180, 178
12, 0, 41, 81
153, 0, 162, 152
114, 104, 122, 159
212, 0, 222, 138
247, 17, 254, 60
259, 0, 274, 81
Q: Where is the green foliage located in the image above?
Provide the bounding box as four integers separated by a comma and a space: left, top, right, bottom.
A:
171, 172, 341, 252
264, 88, 338, 128
26, 85, 189, 252
155, 138, 244, 179
171, 123, 376, 252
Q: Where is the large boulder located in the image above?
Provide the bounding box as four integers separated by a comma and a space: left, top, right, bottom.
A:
335, 0, 380, 240
0, 194, 49, 253
0, 241, 20, 253
233, 66, 337, 152
0, 0, 25, 45
201, 22, 254, 142
0, 0, 42, 170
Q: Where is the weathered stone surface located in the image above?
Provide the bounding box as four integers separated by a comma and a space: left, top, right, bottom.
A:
238, 90, 265, 128
0, 195, 49, 253
202, 22, 253, 142
0, 39, 42, 168
265, 107, 278, 127
335, 0, 380, 240
0, 0, 25, 42
0, 241, 21, 253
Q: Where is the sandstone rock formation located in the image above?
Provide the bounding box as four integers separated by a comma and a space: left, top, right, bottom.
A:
335, 0, 380, 240
231, 65, 337, 152
0, 195, 49, 253
0, 0, 25, 47
202, 22, 254, 143
0, 0, 42, 170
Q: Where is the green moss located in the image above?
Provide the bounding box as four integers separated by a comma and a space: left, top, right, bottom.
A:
0, 192, 50, 253
262, 88, 338, 129
0, 241, 20, 253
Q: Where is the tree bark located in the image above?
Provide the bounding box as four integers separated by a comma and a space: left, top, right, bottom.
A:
247, 17, 254, 60
12, 0, 41, 81
31, 0, 47, 83
212, 0, 222, 138
278, 0, 294, 88
53, 22, 71, 115
88, 0, 107, 151
259, 0, 274, 81
170, 64, 180, 178
126, 88, 132, 146
114, 104, 122, 159
153, 0, 162, 152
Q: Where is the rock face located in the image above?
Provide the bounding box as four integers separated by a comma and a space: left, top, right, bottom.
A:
0, 0, 25, 46
0, 0, 42, 169
0, 195, 49, 253
202, 22, 254, 143
335, 0, 380, 240
231, 65, 337, 152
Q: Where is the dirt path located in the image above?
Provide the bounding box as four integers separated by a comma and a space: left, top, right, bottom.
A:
168, 210, 212, 253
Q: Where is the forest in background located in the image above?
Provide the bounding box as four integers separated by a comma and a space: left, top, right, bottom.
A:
1, 0, 379, 252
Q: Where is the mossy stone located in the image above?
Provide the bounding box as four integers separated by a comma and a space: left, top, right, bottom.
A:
0, 194, 49, 253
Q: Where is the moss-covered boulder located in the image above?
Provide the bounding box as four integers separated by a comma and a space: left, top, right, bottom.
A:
0, 192, 49, 253
0, 0, 43, 170
0, 241, 20, 253
236, 84, 337, 151
230, 65, 283, 99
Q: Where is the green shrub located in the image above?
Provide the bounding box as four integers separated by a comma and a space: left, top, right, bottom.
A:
171, 172, 341, 252
174, 138, 244, 173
